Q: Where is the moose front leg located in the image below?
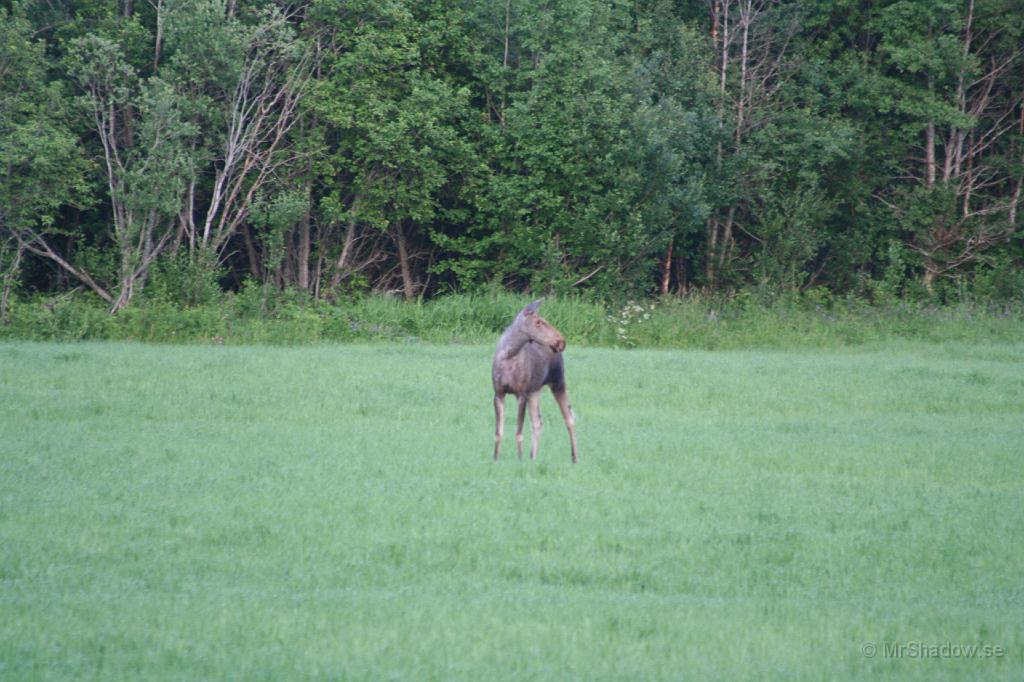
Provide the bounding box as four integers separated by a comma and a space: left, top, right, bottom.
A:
514, 395, 527, 459
493, 394, 505, 461
527, 391, 543, 460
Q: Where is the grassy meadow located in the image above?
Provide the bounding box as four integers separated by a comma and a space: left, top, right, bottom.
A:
1, 338, 1023, 679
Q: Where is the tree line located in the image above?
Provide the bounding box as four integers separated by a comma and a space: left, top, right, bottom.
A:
2, 0, 1022, 315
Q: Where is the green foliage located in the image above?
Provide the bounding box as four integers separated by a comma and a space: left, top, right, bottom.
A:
250, 189, 310, 279
0, 7, 91, 235
866, 239, 912, 305
970, 254, 1024, 302
144, 251, 224, 307
3, 290, 1022, 350
441, 0, 693, 296
2, 0, 1023, 303
310, 0, 477, 232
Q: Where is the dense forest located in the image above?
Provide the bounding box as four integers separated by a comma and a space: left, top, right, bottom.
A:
2, 0, 1023, 316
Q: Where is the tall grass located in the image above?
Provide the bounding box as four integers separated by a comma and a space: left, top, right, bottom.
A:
2, 288, 1022, 348
2, 340, 1022, 679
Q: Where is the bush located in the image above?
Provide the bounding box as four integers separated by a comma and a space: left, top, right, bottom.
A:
1, 287, 1022, 349
969, 255, 1024, 302
142, 251, 225, 308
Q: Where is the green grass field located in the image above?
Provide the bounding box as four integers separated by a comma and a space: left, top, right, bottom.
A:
2, 339, 1022, 680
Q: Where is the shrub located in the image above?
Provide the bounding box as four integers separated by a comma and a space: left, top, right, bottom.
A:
2, 287, 1021, 348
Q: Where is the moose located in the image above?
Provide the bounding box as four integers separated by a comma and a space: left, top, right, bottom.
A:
492, 300, 579, 463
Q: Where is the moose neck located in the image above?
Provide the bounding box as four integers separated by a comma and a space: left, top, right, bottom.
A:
496, 320, 532, 360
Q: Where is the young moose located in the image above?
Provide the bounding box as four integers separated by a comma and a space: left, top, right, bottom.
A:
492, 300, 579, 463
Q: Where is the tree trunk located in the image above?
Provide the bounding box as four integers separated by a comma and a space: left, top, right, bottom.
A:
329, 216, 359, 289
1012, 110, 1023, 228
111, 245, 138, 312
718, 207, 735, 273
1, 244, 23, 325
242, 224, 262, 280
675, 254, 688, 296
925, 121, 936, 188
503, 0, 511, 69
296, 210, 311, 290
111, 280, 133, 313
705, 217, 719, 286
395, 223, 416, 301
313, 252, 324, 300
922, 258, 938, 293
659, 239, 673, 296
0, 282, 11, 325
1010, 173, 1022, 228
153, 0, 164, 71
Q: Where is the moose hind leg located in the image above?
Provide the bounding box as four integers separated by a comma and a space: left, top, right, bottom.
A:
527, 391, 543, 460
552, 387, 578, 464
493, 394, 505, 461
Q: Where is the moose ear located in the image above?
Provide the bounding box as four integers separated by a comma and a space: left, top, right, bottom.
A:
523, 299, 544, 315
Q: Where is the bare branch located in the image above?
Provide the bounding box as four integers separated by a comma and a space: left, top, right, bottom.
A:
10, 229, 114, 303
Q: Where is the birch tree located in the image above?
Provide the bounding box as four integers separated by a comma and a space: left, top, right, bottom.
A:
157, 1, 315, 265
704, 0, 799, 288
197, 10, 312, 259
873, 0, 1024, 289
63, 36, 195, 310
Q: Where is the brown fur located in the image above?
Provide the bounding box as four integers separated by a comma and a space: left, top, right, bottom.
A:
492, 300, 578, 463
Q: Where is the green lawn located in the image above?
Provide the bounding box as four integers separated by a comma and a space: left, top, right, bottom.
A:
1, 340, 1022, 680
